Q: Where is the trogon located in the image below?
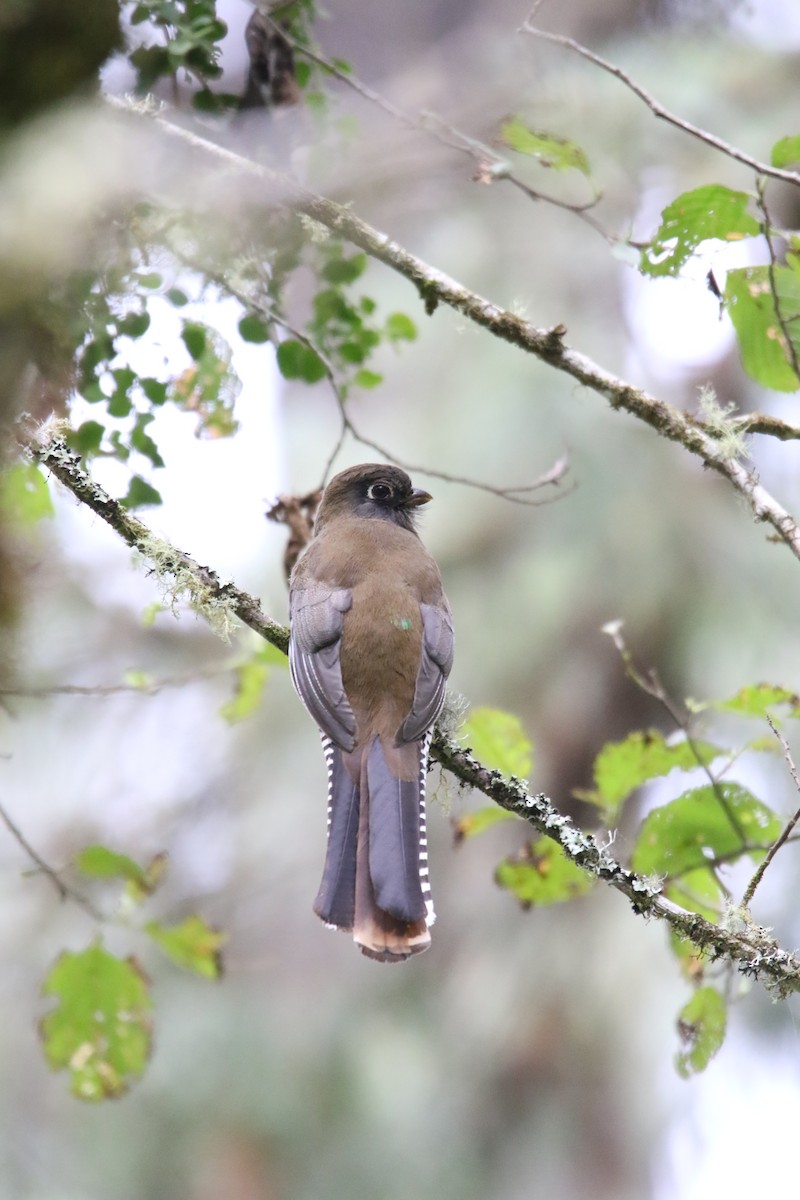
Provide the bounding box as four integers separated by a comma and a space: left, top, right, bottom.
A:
289, 464, 454, 962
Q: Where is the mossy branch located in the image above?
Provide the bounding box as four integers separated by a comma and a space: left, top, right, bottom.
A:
30, 425, 800, 1000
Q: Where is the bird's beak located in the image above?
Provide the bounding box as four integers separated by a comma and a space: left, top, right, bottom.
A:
403, 487, 433, 508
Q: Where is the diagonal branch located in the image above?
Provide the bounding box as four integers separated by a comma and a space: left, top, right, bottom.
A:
25, 427, 800, 999
520, 17, 800, 190
105, 95, 800, 563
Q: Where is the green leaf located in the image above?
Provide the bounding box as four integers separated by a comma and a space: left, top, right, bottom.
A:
75, 845, 150, 890
137, 272, 162, 290
181, 321, 207, 362
40, 944, 152, 1101
117, 310, 151, 339
166, 287, 189, 307
462, 706, 533, 779
144, 915, 225, 979
585, 730, 722, 822
353, 368, 383, 389
119, 475, 162, 510
130, 413, 165, 468
725, 264, 800, 392
771, 135, 800, 168
0, 462, 54, 524
500, 117, 590, 174
675, 987, 727, 1078
67, 421, 105, 458
496, 840, 593, 907
631, 784, 781, 917
454, 805, 519, 840
385, 312, 417, 342
695, 682, 800, 719
276, 339, 327, 383
640, 185, 760, 278
238, 314, 270, 343
321, 253, 367, 284
220, 655, 270, 723
141, 377, 168, 405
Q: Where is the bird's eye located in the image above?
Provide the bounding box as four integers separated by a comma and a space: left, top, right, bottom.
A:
367, 482, 393, 501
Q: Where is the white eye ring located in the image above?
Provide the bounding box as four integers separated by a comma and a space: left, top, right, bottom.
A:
367, 482, 393, 501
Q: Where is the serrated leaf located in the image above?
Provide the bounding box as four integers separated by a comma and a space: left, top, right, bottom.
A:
220, 655, 269, 723
462, 707, 532, 779
771, 135, 800, 169
588, 730, 722, 822
276, 339, 327, 383
238, 314, 270, 343
725, 264, 800, 391
675, 987, 727, 1078
454, 805, 519, 840
496, 839, 593, 907
631, 784, 781, 917
700, 682, 800, 718
119, 475, 162, 510
40, 944, 152, 1101
385, 312, 417, 341
640, 185, 760, 278
500, 117, 590, 174
0, 462, 54, 524
144, 915, 225, 979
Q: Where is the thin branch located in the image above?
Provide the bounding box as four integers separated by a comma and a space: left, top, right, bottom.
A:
215, 268, 571, 502
0, 666, 230, 700
264, 17, 611, 239
742, 716, 800, 908
0, 800, 105, 920
602, 620, 748, 844
104, 94, 800, 562
731, 413, 800, 442
520, 18, 800, 190
25, 426, 800, 998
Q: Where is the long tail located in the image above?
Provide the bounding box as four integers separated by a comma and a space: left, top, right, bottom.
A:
313, 734, 434, 962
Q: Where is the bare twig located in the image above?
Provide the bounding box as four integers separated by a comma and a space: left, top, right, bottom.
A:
742, 716, 800, 908
520, 17, 800, 190
0, 800, 104, 920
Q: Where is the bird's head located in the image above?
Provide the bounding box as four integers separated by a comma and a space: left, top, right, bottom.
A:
315, 464, 433, 532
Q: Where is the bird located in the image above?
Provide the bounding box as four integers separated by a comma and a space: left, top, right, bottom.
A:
289, 464, 454, 962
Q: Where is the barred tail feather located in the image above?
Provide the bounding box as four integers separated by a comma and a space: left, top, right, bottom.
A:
313, 737, 360, 930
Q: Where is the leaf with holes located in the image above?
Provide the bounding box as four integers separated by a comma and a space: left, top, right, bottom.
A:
640, 185, 760, 277
40, 944, 152, 1101
725, 264, 800, 392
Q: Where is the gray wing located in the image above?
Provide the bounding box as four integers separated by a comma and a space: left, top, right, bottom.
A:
289, 582, 357, 751
398, 600, 455, 744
